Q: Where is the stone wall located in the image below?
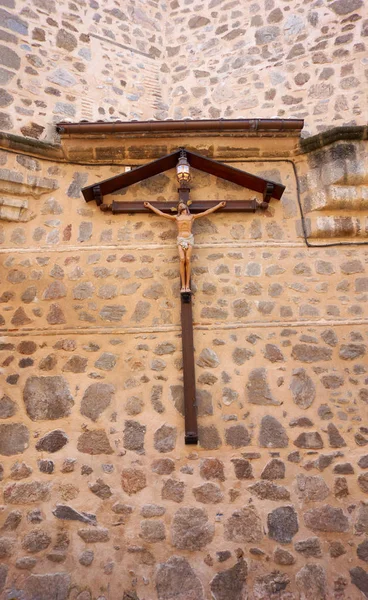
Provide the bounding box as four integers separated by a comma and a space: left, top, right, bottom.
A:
164, 0, 368, 136
0, 0, 367, 141
0, 131, 368, 599
0, 0, 164, 142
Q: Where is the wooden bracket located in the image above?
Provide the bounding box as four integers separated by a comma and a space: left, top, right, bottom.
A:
263, 182, 275, 206
185, 431, 199, 445
93, 185, 103, 207
180, 290, 192, 304
256, 182, 274, 210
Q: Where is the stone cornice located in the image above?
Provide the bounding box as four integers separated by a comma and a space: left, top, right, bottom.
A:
299, 126, 368, 154
0, 196, 35, 222
0, 126, 366, 164
0, 132, 64, 161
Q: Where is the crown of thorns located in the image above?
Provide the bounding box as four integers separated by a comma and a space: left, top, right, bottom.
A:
171, 201, 192, 212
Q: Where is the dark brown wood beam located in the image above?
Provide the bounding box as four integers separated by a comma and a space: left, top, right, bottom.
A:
187, 150, 284, 199
180, 293, 198, 445
82, 150, 181, 201
263, 182, 275, 204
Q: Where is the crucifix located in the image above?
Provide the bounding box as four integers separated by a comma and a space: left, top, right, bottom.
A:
144, 195, 227, 293
82, 148, 285, 444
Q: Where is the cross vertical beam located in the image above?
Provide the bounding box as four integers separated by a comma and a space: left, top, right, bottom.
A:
178, 182, 190, 205
180, 292, 198, 444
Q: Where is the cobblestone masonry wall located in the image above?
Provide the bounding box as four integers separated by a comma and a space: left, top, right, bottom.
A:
0, 136, 368, 599
0, 0, 164, 142
0, 0, 367, 140
163, 0, 368, 136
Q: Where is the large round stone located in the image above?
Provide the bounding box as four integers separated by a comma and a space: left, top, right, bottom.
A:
22, 529, 51, 553
210, 558, 247, 600
156, 556, 204, 600
357, 540, 368, 562
293, 432, 323, 449
80, 383, 115, 422
121, 468, 146, 495
350, 567, 368, 598
35, 430, 68, 453
77, 527, 110, 543
259, 415, 288, 448
290, 368, 315, 409
225, 424, 251, 448
3, 481, 51, 504
355, 503, 368, 534
0, 423, 29, 456
358, 473, 368, 494
198, 425, 222, 450
193, 483, 223, 504
225, 507, 263, 543
261, 459, 285, 480
196, 348, 220, 368
0, 395, 17, 419
140, 520, 166, 542
0, 564, 8, 595
123, 420, 146, 454
23, 376, 74, 420
24, 573, 70, 600
304, 504, 349, 532
154, 424, 177, 453
247, 367, 279, 405
296, 564, 327, 600
296, 474, 330, 502
171, 507, 214, 550
268, 506, 299, 543
248, 481, 290, 501
77, 430, 113, 455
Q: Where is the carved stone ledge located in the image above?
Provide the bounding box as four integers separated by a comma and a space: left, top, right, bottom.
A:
0, 168, 59, 198
306, 185, 368, 213
0, 197, 35, 222
299, 125, 368, 154
0, 168, 59, 223
302, 215, 368, 239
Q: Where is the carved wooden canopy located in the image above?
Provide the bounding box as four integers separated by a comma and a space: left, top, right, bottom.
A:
81, 147, 285, 205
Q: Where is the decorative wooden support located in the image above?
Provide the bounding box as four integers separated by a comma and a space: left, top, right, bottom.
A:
180, 291, 198, 444
92, 184, 103, 206
82, 149, 285, 202
263, 182, 275, 207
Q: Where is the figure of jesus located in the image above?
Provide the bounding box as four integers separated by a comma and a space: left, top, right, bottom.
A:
144, 200, 226, 293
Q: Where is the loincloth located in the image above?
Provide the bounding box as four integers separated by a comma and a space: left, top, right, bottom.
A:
177, 235, 194, 250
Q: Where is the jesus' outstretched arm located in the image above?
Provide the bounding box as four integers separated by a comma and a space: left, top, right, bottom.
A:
144, 201, 176, 221
193, 201, 226, 219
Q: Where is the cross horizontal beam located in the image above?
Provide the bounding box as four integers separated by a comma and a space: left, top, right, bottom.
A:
103, 200, 261, 214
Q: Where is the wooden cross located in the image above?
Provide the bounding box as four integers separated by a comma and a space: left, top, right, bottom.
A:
82, 149, 285, 444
